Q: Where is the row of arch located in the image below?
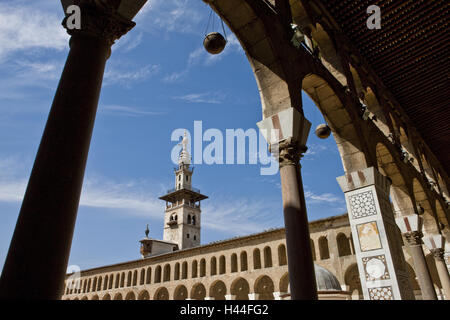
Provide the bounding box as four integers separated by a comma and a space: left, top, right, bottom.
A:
68, 274, 289, 300
65, 244, 288, 295
311, 233, 354, 261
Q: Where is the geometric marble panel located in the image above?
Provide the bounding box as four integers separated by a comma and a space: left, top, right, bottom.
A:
349, 190, 377, 219
362, 255, 390, 281
368, 286, 394, 300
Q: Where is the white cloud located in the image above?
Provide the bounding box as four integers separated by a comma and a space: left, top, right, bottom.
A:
100, 105, 163, 117
173, 92, 226, 104
0, 3, 69, 61
103, 64, 161, 86
304, 190, 344, 204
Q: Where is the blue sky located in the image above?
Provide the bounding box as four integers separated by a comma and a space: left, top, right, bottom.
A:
0, 0, 347, 271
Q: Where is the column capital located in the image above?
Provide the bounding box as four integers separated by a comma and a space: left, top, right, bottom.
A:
274, 138, 308, 168
62, 0, 139, 46
404, 231, 423, 246
430, 248, 445, 261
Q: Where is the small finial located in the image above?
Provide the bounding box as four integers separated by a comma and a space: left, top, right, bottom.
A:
145, 224, 149, 238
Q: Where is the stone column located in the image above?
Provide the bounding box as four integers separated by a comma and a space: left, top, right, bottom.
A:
248, 293, 259, 300
224, 294, 236, 300
403, 232, 437, 300
257, 108, 317, 300
423, 234, 450, 300
337, 167, 415, 300
0, 1, 144, 299
273, 291, 288, 300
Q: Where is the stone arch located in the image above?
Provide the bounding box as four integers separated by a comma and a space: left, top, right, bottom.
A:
254, 275, 275, 300
120, 272, 125, 288
102, 293, 111, 300
253, 248, 261, 269
420, 152, 435, 183
311, 23, 346, 85
146, 267, 152, 284
210, 257, 217, 276
263, 246, 273, 268
108, 274, 113, 289
436, 200, 450, 241
412, 178, 439, 234
436, 171, 449, 200
91, 294, 99, 300
302, 73, 368, 173
231, 254, 238, 273
137, 290, 150, 300
174, 285, 188, 300
363, 86, 390, 137
376, 142, 415, 218
174, 262, 180, 280
278, 244, 287, 266
132, 270, 137, 286
154, 287, 169, 300
230, 277, 250, 300
318, 236, 330, 260
113, 293, 122, 300
279, 272, 290, 293
200, 259, 206, 277
102, 275, 107, 290
92, 277, 97, 292
81, 296, 88, 300
163, 264, 171, 282
219, 255, 226, 274
192, 260, 198, 278
125, 291, 136, 300
191, 283, 206, 300
310, 239, 316, 261
182, 262, 188, 279
209, 280, 227, 300
155, 266, 162, 283
240, 251, 248, 271
337, 232, 352, 257
344, 263, 362, 300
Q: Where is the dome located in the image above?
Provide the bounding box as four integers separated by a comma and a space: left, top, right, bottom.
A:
314, 264, 342, 291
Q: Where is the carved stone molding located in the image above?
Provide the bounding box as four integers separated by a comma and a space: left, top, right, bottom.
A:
430, 248, 445, 261
275, 138, 308, 168
62, 1, 136, 46
404, 231, 423, 246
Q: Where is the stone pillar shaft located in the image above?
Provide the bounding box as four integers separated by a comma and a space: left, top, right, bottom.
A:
279, 140, 318, 300
0, 3, 136, 299
432, 249, 450, 300
404, 232, 437, 300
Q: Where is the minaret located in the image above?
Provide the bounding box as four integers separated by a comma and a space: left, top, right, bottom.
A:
159, 132, 208, 249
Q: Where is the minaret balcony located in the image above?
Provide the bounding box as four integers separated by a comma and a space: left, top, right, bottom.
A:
167, 186, 200, 194
167, 220, 178, 227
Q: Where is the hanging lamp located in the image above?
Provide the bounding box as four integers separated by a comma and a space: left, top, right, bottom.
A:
203, 8, 227, 54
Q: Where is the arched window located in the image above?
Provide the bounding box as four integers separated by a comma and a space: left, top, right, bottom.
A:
139, 268, 145, 285
264, 246, 273, 268
146, 267, 152, 284
114, 274, 119, 288
231, 254, 238, 273
253, 248, 261, 269
240, 251, 248, 271
127, 271, 132, 287
319, 236, 330, 260
187, 215, 192, 224
182, 262, 188, 279
192, 260, 198, 278
210, 257, 217, 276
310, 239, 316, 261
155, 266, 162, 283
87, 279, 92, 292
103, 276, 108, 290
132, 270, 137, 286
200, 259, 206, 277
192, 216, 196, 225
84, 279, 88, 292
163, 264, 171, 282
120, 273, 125, 288
108, 274, 114, 289
97, 276, 102, 291
174, 263, 180, 280
337, 233, 352, 257
219, 255, 226, 274
92, 277, 97, 292
278, 244, 287, 266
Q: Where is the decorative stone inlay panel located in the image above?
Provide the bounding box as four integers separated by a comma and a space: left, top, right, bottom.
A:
362, 255, 390, 281
368, 286, 394, 300
356, 221, 382, 252
349, 191, 377, 219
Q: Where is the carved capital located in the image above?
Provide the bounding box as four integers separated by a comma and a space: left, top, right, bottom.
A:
404, 231, 423, 246
272, 138, 307, 168
430, 248, 445, 261
62, 1, 136, 46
